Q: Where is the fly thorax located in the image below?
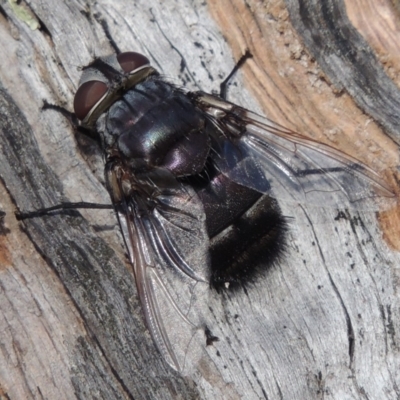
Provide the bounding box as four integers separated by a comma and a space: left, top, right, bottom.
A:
104, 81, 211, 177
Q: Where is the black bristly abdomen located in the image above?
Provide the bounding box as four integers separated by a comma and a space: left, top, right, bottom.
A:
181, 139, 287, 291
209, 194, 287, 291
186, 159, 287, 291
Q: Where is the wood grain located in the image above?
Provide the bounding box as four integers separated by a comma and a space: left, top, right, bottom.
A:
0, 0, 399, 399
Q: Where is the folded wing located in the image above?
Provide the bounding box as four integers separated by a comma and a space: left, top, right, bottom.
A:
115, 176, 210, 374
194, 92, 395, 210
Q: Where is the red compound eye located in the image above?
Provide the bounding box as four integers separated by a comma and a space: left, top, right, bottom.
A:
117, 52, 149, 73
73, 80, 108, 121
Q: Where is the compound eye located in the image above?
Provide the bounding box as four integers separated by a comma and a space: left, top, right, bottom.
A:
73, 81, 108, 121
117, 52, 149, 73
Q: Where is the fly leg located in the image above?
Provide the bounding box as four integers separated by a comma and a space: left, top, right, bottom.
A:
16, 103, 109, 220
219, 50, 253, 100
16, 202, 114, 220
42, 101, 100, 142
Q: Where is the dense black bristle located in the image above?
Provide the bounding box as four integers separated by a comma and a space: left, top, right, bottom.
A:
209, 196, 288, 291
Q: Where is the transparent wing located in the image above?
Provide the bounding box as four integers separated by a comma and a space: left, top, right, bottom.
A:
194, 92, 396, 210
114, 174, 210, 374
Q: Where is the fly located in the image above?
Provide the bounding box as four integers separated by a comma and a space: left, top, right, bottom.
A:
17, 51, 396, 374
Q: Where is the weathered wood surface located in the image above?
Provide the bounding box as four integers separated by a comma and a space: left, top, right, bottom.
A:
0, 0, 399, 398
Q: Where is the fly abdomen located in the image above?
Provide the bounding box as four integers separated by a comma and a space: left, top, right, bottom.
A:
209, 194, 287, 291
186, 157, 287, 291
